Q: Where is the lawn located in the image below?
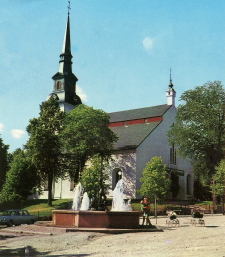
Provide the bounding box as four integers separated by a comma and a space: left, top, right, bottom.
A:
0, 199, 216, 219
0, 199, 73, 219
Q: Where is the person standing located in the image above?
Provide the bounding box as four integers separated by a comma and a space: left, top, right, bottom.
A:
140, 197, 152, 226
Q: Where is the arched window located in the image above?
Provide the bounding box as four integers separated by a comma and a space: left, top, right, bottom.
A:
56, 81, 61, 90
112, 168, 122, 189
170, 145, 176, 164
187, 174, 192, 194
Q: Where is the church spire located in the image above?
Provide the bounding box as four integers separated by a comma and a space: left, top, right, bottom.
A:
59, 9, 72, 75
166, 68, 176, 106
50, 2, 82, 111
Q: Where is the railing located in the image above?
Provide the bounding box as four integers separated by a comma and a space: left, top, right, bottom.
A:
28, 210, 52, 220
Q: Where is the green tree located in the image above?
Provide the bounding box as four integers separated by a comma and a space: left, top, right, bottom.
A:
167, 81, 225, 184
0, 137, 10, 191
60, 104, 118, 182
211, 160, 225, 209
0, 150, 40, 203
193, 179, 211, 201
137, 156, 171, 203
80, 154, 109, 209
26, 96, 65, 206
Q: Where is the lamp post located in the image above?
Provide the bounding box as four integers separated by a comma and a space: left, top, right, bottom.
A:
211, 144, 217, 213
154, 194, 157, 224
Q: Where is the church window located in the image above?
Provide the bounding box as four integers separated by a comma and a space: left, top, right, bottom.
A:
170, 145, 176, 164
56, 81, 61, 90
187, 174, 192, 194
112, 168, 122, 189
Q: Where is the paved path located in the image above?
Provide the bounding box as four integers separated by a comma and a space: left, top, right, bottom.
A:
0, 214, 224, 256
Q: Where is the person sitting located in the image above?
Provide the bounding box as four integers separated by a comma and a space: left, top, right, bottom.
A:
192, 208, 203, 218
166, 209, 177, 221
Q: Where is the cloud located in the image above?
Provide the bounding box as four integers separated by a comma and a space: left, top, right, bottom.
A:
142, 37, 154, 52
0, 123, 4, 132
77, 85, 88, 102
11, 129, 25, 139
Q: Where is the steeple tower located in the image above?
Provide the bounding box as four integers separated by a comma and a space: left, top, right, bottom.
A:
166, 69, 176, 106
49, 2, 82, 111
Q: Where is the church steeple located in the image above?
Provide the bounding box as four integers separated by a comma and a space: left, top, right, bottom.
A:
49, 2, 82, 111
59, 13, 72, 75
166, 69, 176, 106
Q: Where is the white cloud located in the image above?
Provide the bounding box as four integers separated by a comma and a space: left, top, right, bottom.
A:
77, 85, 88, 102
0, 123, 4, 132
11, 129, 25, 139
142, 37, 154, 52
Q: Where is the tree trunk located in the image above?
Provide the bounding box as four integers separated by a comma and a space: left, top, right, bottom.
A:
47, 174, 53, 207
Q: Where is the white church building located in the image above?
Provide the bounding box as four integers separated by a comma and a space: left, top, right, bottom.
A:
39, 10, 193, 201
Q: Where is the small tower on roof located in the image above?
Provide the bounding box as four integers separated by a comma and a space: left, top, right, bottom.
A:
166, 68, 176, 106
48, 2, 82, 111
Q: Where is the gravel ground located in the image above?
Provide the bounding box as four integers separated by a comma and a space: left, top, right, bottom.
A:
0, 214, 225, 257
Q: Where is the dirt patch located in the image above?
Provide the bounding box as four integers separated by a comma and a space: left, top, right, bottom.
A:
0, 214, 224, 256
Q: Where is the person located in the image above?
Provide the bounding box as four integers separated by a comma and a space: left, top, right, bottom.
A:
166, 209, 177, 222
192, 207, 203, 218
140, 197, 152, 226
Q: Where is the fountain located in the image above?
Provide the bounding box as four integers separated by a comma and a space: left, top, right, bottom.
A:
111, 179, 132, 211
80, 192, 90, 211
71, 182, 83, 210
52, 179, 140, 228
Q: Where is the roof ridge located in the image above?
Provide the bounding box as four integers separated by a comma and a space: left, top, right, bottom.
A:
109, 104, 168, 115
109, 104, 171, 123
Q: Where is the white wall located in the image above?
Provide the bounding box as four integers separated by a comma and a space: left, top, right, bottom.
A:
136, 105, 193, 200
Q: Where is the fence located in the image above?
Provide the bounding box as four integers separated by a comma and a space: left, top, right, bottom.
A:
28, 210, 52, 220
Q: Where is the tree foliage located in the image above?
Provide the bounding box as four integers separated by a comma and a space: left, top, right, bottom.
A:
80, 154, 109, 209
25, 96, 65, 206
137, 156, 171, 203
0, 150, 40, 203
60, 104, 118, 182
167, 81, 225, 183
193, 179, 211, 201
211, 159, 225, 199
0, 137, 10, 191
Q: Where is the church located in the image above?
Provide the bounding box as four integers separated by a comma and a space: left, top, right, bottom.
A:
40, 10, 193, 201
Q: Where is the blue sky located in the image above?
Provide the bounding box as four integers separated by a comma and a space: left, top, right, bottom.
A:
0, 0, 224, 152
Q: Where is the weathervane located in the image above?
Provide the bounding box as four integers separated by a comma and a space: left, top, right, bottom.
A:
68, 1, 71, 15
170, 68, 172, 84
169, 68, 174, 88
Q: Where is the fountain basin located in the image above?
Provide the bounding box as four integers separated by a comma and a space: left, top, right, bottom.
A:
52, 210, 140, 229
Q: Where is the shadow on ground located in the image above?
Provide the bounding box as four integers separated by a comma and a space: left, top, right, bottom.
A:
0, 235, 17, 240
0, 245, 49, 256
0, 245, 93, 256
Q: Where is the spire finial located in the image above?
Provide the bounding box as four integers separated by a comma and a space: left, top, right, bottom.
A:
169, 68, 173, 88
170, 68, 172, 84
68, 1, 71, 15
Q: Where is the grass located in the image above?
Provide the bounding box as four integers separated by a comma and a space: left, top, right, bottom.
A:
0, 199, 216, 218
0, 199, 73, 218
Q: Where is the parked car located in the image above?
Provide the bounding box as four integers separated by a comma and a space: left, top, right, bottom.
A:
0, 209, 38, 227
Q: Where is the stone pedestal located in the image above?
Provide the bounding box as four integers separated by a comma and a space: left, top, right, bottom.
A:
52, 210, 140, 229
